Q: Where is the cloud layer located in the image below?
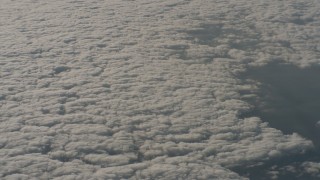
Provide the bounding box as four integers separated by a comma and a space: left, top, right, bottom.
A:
0, 0, 319, 179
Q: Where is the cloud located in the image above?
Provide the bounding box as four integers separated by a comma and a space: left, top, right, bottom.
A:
302, 162, 320, 177
260, 160, 320, 179
0, 0, 319, 179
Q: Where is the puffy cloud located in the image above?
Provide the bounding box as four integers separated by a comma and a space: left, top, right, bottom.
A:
302, 162, 320, 177
0, 0, 318, 179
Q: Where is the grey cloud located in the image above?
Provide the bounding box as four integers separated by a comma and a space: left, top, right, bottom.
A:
0, 0, 319, 179
302, 162, 320, 178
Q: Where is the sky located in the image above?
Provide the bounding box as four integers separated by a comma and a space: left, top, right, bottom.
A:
0, 0, 320, 179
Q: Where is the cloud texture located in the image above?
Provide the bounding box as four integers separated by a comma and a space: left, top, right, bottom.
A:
0, 0, 319, 179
